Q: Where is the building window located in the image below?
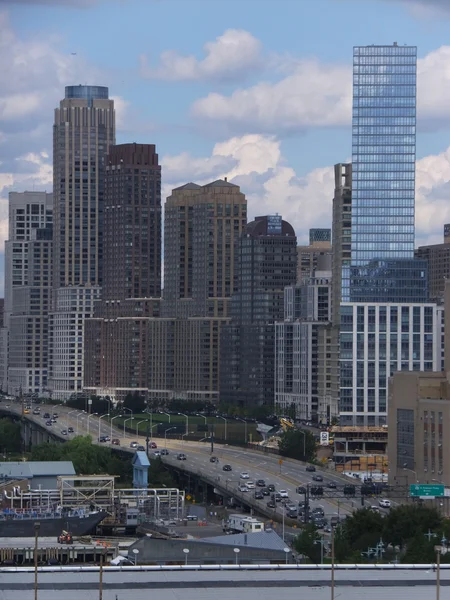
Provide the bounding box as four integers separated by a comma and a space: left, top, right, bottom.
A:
396, 408, 414, 470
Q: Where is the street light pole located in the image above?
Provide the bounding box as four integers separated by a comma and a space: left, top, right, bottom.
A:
331, 526, 335, 600
110, 414, 123, 440
76, 411, 86, 435
236, 417, 247, 445
218, 415, 227, 441
136, 419, 147, 437
98, 413, 110, 440
179, 413, 189, 436
67, 410, 78, 432
165, 427, 176, 448
124, 417, 134, 436
298, 429, 306, 458
34, 521, 40, 600
87, 412, 98, 436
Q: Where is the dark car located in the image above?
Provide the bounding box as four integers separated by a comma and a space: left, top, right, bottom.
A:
99, 436, 108, 443
67, 427, 74, 433
254, 491, 264, 500
312, 507, 325, 517
327, 481, 337, 489
312, 474, 323, 482
137, 445, 145, 451
262, 488, 270, 496
43, 413, 50, 419
61, 429, 68, 435
296, 486, 307, 495
267, 484, 276, 492
129, 441, 138, 448
256, 479, 266, 487
150, 442, 157, 449
111, 438, 120, 446
45, 420, 52, 426
52, 413, 59, 418
274, 493, 282, 502
267, 500, 276, 509
177, 453, 187, 460
210, 456, 218, 463
160, 448, 169, 455
306, 465, 316, 472
222, 464, 232, 471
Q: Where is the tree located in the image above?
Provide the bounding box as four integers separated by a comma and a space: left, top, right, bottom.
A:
382, 504, 442, 550
0, 418, 22, 453
147, 456, 175, 488
123, 392, 146, 414
293, 524, 322, 563
401, 531, 436, 563
278, 428, 316, 461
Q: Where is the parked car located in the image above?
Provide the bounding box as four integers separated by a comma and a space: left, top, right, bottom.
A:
222, 464, 232, 471
306, 465, 316, 472
379, 499, 391, 508
240, 472, 250, 479
177, 453, 187, 460
111, 438, 120, 446
129, 441, 138, 448
68, 427, 74, 433
256, 479, 266, 487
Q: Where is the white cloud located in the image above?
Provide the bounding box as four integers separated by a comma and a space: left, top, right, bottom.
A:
191, 45, 450, 134
140, 29, 263, 82
163, 134, 450, 248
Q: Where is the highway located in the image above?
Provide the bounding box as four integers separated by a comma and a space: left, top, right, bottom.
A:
0, 398, 384, 528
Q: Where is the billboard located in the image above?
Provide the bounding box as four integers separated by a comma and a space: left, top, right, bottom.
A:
320, 431, 329, 446
267, 215, 282, 235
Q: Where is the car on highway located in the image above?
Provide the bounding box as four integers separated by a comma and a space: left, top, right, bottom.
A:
137, 445, 145, 451
52, 413, 59, 418
379, 499, 391, 508
256, 479, 266, 487
238, 484, 248, 492
210, 456, 218, 463
111, 438, 120, 445
296, 486, 307, 494
240, 472, 250, 479
61, 429, 68, 435
23, 409, 30, 414
160, 448, 169, 455
153, 450, 161, 456
99, 436, 109, 443
177, 453, 187, 460
129, 441, 138, 448
262, 488, 270, 496
222, 464, 232, 471
370, 505, 380, 513
267, 484, 276, 492
246, 481, 255, 489
267, 500, 276, 509
51, 418, 57, 424
306, 465, 316, 472
274, 493, 282, 502
279, 489, 289, 498
150, 442, 157, 449
43, 413, 51, 419
327, 481, 337, 489
32, 409, 40, 415
68, 427, 74, 433
254, 490, 264, 500
45, 420, 52, 426
312, 474, 323, 482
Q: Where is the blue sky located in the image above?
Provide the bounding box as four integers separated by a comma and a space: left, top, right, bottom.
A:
1, 0, 450, 295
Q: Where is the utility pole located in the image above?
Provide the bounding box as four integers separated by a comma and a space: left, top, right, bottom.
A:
210, 423, 214, 454
146, 419, 150, 455
34, 521, 40, 600
331, 526, 335, 600
99, 550, 104, 600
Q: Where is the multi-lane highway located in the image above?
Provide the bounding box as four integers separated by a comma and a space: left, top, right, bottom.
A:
0, 398, 382, 527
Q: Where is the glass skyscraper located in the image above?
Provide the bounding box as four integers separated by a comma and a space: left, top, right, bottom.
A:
347, 43, 427, 303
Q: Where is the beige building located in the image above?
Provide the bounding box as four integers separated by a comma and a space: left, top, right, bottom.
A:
388, 280, 450, 488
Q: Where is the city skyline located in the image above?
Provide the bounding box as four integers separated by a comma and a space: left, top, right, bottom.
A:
1, 1, 450, 297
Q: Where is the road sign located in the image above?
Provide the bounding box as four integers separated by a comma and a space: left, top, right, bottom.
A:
279, 459, 283, 465
320, 431, 329, 446
409, 484, 444, 498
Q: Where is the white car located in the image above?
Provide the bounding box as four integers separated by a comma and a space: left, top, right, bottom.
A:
379, 498, 391, 508
240, 472, 250, 479
238, 484, 249, 492
246, 481, 255, 489
279, 490, 289, 498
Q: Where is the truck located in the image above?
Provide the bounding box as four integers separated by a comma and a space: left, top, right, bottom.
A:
224, 514, 264, 534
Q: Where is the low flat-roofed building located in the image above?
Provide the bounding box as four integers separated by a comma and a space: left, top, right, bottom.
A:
331, 425, 388, 474
0, 461, 75, 489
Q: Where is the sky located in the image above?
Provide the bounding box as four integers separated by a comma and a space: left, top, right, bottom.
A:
2, 0, 450, 294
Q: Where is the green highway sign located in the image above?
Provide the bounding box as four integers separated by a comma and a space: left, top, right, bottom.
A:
409, 484, 444, 498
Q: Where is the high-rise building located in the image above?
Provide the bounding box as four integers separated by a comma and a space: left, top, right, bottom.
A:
349, 43, 427, 303
416, 224, 450, 305
338, 44, 439, 426
275, 268, 334, 422
84, 143, 162, 397
49, 85, 115, 401
220, 215, 297, 407
3, 191, 53, 395
297, 228, 332, 285
163, 179, 247, 318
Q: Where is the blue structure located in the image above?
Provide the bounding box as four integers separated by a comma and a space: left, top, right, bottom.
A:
347, 43, 427, 303
132, 452, 150, 488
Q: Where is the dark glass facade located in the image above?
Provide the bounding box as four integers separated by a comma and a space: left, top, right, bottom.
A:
349, 44, 427, 303
65, 85, 109, 105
